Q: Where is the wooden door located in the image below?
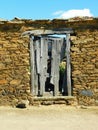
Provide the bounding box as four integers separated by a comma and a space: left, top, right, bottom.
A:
29, 34, 71, 96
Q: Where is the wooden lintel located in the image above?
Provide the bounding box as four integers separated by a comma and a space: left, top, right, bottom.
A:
22, 28, 73, 37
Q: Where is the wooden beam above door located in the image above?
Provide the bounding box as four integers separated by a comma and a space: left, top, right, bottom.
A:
22, 28, 73, 37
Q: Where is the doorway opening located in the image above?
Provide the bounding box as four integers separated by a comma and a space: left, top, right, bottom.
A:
22, 29, 73, 97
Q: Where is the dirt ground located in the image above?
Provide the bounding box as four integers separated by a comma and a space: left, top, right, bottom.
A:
0, 105, 98, 130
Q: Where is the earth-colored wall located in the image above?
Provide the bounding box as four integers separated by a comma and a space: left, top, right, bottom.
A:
0, 22, 32, 106
0, 18, 98, 106
71, 30, 98, 105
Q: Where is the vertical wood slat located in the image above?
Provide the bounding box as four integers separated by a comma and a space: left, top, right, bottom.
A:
61, 38, 67, 94
36, 39, 40, 74
51, 39, 60, 96
40, 37, 48, 96
55, 39, 61, 96
30, 36, 35, 94
40, 38, 45, 96
43, 38, 48, 95
60, 38, 66, 61
51, 39, 56, 95
40, 37, 44, 96
66, 33, 72, 96
34, 39, 40, 95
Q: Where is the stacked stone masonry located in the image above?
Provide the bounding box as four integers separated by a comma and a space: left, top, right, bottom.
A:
0, 30, 31, 106
71, 30, 98, 105
0, 18, 98, 106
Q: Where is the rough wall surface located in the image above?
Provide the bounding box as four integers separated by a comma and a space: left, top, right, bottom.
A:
0, 28, 32, 106
71, 30, 98, 105
0, 18, 98, 106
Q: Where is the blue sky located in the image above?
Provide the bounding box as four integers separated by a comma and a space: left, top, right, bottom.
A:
0, 0, 98, 20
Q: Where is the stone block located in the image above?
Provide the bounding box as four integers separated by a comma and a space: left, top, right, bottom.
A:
79, 90, 93, 97
75, 85, 82, 88
0, 80, 7, 85
72, 70, 81, 75
41, 101, 53, 105
54, 100, 66, 104
10, 80, 21, 86
89, 82, 97, 86
71, 47, 79, 52
16, 100, 29, 108
0, 41, 8, 44
17, 40, 24, 44
86, 64, 95, 69
0, 63, 5, 69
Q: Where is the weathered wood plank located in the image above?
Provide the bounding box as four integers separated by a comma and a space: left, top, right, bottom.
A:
50, 40, 55, 85
43, 38, 48, 95
29, 36, 35, 94
60, 38, 66, 61
66, 33, 72, 96
22, 28, 73, 36
40, 37, 48, 96
34, 68, 38, 96
36, 39, 40, 74
34, 39, 40, 96
33, 96, 75, 100
50, 39, 61, 96
40, 38, 44, 96
55, 40, 60, 96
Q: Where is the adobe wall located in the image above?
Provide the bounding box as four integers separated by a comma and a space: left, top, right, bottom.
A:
71, 30, 98, 105
0, 22, 32, 106
0, 18, 98, 106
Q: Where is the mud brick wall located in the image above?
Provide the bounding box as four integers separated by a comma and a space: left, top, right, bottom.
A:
0, 28, 32, 106
0, 18, 98, 106
71, 30, 98, 105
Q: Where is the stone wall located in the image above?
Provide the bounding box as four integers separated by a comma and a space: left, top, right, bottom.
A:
0, 18, 98, 106
71, 30, 98, 105
0, 27, 32, 106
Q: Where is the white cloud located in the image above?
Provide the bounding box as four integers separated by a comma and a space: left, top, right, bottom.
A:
53, 9, 93, 19
53, 10, 64, 15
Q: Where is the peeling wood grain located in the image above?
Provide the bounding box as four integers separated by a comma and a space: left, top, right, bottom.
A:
66, 33, 72, 96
